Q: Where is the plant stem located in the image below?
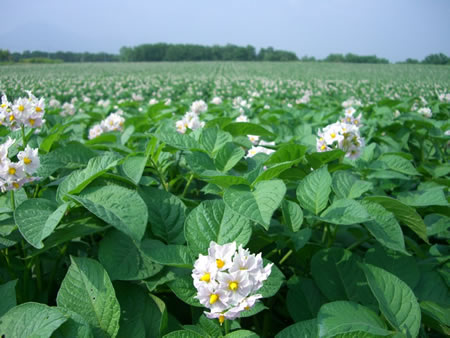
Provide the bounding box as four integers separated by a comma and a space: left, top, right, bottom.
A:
10, 190, 15, 211
150, 158, 168, 191
224, 319, 230, 335
182, 173, 194, 198
346, 237, 369, 251
279, 249, 293, 265
21, 125, 27, 147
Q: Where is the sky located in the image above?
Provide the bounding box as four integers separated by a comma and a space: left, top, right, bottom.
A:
1, 0, 449, 62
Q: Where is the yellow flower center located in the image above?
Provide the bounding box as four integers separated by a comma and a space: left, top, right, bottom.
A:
8, 167, 16, 175
354, 120, 359, 124
18, 105, 24, 112
29, 118, 35, 126
321, 145, 326, 150
200, 273, 210, 283
245, 306, 250, 310
209, 294, 219, 304
9, 115, 14, 121
216, 259, 225, 269
229, 281, 239, 291
330, 132, 336, 139
219, 315, 225, 325
1, 103, 6, 108
347, 117, 351, 122
12, 182, 20, 189
36, 106, 42, 112
24, 157, 32, 165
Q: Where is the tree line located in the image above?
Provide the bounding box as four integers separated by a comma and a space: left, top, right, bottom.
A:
0, 46, 449, 65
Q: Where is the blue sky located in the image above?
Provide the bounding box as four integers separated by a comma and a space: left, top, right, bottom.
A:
1, 0, 449, 62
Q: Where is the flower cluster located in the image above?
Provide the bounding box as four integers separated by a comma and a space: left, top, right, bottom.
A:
0, 91, 45, 131
418, 107, 432, 118
193, 242, 272, 324
190, 100, 208, 114
246, 139, 275, 158
176, 112, 205, 134
0, 138, 40, 192
211, 97, 222, 105
88, 111, 125, 139
316, 104, 364, 159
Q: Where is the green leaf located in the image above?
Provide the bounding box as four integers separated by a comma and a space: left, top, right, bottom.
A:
320, 199, 372, 225
0, 303, 67, 338
311, 248, 375, 306
52, 308, 93, 338
200, 127, 232, 154
364, 245, 419, 289
0, 280, 16, 317
275, 319, 318, 338
121, 155, 148, 185
414, 270, 450, 307
167, 274, 202, 307
332, 171, 373, 199
360, 201, 407, 255
203, 173, 250, 188
185, 151, 216, 174
364, 196, 428, 243
14, 198, 61, 249
258, 260, 285, 298
57, 155, 120, 203
296, 166, 331, 215
290, 228, 312, 251
98, 230, 163, 281
225, 330, 259, 338
68, 184, 148, 242
163, 330, 204, 338
420, 301, 450, 327
281, 200, 303, 232
362, 263, 421, 338
142, 240, 194, 268
224, 179, 286, 230
265, 144, 307, 165
397, 187, 448, 207
318, 301, 391, 337
224, 122, 274, 137
378, 154, 420, 176
139, 186, 186, 244
287, 277, 324, 322
155, 125, 201, 150
185, 199, 252, 256
253, 161, 294, 184
215, 142, 245, 172
115, 282, 167, 338
57, 256, 121, 338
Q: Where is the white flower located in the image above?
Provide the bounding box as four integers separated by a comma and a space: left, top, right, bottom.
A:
49, 98, 60, 108
211, 97, 222, 105
246, 146, 275, 158
165, 98, 171, 106
17, 145, 40, 175
236, 115, 249, 123
101, 112, 124, 132
191, 100, 208, 114
0, 159, 25, 183
247, 135, 259, 145
61, 102, 75, 117
175, 111, 205, 133
149, 98, 158, 105
88, 124, 103, 139
194, 241, 272, 325
418, 107, 432, 118
394, 110, 401, 118
132, 93, 143, 101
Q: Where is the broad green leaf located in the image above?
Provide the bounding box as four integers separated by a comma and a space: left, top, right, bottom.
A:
360, 201, 407, 254
397, 187, 448, 207
414, 270, 450, 307
14, 198, 61, 249
258, 260, 285, 298
290, 228, 312, 251
0, 302, 67, 338
420, 301, 450, 327
363, 263, 421, 338
365, 245, 419, 289
224, 179, 286, 230
57, 256, 121, 338
167, 274, 202, 307
320, 199, 372, 225
281, 200, 303, 232
203, 173, 250, 188
378, 154, 420, 176
121, 155, 148, 185
185, 199, 252, 255
306, 149, 345, 168
52, 308, 93, 338
275, 319, 318, 338
185, 151, 216, 174
142, 239, 194, 268
224, 122, 274, 137
239, 301, 268, 318
68, 184, 148, 242
215, 142, 245, 172
225, 330, 259, 338
155, 125, 201, 150
139, 186, 186, 244
364, 196, 428, 243
0, 280, 16, 317
57, 155, 120, 203
287, 277, 324, 322
311, 248, 375, 306
265, 144, 307, 165
332, 171, 373, 199
163, 330, 204, 338
318, 301, 391, 337
115, 282, 167, 338
253, 161, 294, 184
98, 230, 163, 281
200, 127, 232, 154
296, 166, 331, 215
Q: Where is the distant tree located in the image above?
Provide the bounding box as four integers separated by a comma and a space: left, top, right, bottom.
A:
404, 58, 419, 64
0, 49, 12, 62
422, 53, 449, 65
